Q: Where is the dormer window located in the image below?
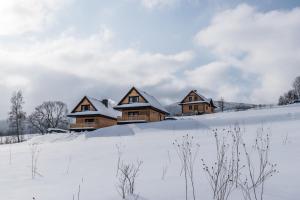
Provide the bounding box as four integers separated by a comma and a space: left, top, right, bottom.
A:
81, 105, 90, 111
129, 96, 139, 103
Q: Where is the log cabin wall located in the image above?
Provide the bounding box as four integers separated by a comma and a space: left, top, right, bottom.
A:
182, 103, 213, 114
119, 108, 165, 122
121, 109, 150, 121
149, 109, 165, 121
74, 116, 117, 129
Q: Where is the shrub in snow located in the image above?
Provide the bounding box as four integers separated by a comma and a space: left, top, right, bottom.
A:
201, 127, 242, 200
116, 154, 143, 199
239, 127, 278, 200
201, 125, 278, 200
173, 134, 200, 200
29, 143, 41, 179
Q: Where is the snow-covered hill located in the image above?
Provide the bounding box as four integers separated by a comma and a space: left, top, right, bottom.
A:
164, 101, 259, 116
0, 104, 299, 200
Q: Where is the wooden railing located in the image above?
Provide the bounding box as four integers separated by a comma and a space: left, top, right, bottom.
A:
69, 122, 99, 129
117, 115, 148, 122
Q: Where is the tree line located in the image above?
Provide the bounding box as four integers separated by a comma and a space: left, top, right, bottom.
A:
6, 90, 69, 142
278, 76, 300, 105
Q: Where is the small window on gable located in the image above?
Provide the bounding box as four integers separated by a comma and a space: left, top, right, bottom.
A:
188, 96, 193, 102
194, 96, 198, 101
81, 105, 90, 111
129, 96, 139, 103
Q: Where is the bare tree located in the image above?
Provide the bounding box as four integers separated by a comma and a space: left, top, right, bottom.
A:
278, 95, 288, 105
28, 101, 68, 134
293, 76, 300, 98
278, 75, 300, 105
8, 90, 26, 143
239, 128, 277, 200
173, 134, 199, 200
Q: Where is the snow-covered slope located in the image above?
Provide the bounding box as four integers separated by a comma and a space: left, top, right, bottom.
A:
164, 101, 259, 116
0, 104, 299, 200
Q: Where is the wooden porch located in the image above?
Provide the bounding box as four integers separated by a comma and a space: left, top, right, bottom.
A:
117, 114, 148, 123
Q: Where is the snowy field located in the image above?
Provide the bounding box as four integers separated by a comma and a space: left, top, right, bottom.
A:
0, 104, 300, 200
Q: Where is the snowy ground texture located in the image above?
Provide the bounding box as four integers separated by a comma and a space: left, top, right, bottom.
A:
0, 104, 300, 200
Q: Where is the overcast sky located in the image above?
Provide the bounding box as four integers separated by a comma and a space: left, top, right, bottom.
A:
0, 0, 299, 119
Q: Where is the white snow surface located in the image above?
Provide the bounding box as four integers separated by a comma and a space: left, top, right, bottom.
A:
0, 104, 300, 200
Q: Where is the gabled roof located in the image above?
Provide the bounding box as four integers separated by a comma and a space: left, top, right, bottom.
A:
68, 96, 121, 119
180, 90, 217, 108
115, 87, 169, 114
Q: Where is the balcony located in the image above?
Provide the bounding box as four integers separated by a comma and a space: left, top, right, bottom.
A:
117, 115, 148, 123
69, 122, 99, 129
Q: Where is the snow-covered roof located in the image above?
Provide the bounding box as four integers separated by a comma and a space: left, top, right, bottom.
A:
68, 96, 121, 119
114, 103, 151, 109
135, 88, 169, 114
192, 91, 210, 103
115, 87, 169, 114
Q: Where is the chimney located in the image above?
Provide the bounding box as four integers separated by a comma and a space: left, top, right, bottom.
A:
193, 89, 197, 93
102, 99, 109, 108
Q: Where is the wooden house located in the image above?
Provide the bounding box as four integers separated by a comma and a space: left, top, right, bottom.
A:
179, 90, 216, 115
68, 96, 121, 131
114, 87, 169, 124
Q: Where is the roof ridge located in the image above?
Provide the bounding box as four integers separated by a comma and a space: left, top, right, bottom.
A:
87, 96, 101, 101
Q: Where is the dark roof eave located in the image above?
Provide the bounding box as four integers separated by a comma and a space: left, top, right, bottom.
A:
67, 113, 117, 120
179, 102, 210, 105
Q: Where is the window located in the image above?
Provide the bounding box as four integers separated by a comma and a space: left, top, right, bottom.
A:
81, 105, 90, 111
189, 105, 192, 110
194, 96, 198, 101
129, 96, 139, 103
188, 96, 193, 102
128, 112, 139, 119
128, 112, 139, 116
194, 105, 198, 110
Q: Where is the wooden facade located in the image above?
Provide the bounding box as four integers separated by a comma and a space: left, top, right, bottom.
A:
73, 98, 96, 112
68, 96, 118, 131
180, 90, 216, 115
115, 87, 168, 124
70, 116, 117, 130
